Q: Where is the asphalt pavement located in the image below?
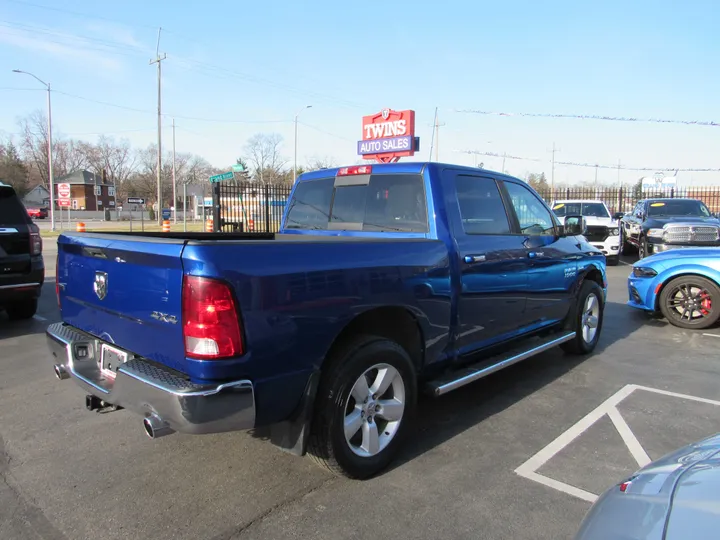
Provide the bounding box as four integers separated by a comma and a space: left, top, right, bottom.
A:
2, 254, 719, 540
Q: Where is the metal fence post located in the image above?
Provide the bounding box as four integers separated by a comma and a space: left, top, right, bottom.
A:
212, 180, 221, 232
264, 184, 271, 233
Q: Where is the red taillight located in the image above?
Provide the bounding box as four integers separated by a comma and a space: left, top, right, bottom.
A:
337, 165, 372, 176
30, 232, 42, 256
182, 275, 243, 359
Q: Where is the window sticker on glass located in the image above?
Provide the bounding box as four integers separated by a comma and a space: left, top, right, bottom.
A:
650, 202, 666, 207
553, 203, 565, 209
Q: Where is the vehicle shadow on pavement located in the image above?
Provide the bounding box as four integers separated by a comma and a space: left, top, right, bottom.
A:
0, 281, 60, 340
388, 300, 647, 471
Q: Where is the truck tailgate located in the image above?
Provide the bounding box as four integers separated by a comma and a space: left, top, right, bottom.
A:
58, 234, 187, 373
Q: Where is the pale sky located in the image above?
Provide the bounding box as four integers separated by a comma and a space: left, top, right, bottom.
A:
1, 0, 719, 187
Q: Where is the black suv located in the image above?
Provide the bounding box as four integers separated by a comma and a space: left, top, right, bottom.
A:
0, 182, 44, 319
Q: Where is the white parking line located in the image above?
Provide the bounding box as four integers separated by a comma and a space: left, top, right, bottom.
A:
515, 384, 720, 503
32, 315, 47, 322
607, 406, 651, 467
703, 333, 720, 338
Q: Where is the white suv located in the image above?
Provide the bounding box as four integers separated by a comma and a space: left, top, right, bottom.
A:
551, 200, 621, 266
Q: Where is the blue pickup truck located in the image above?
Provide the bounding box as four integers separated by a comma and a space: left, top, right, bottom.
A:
47, 162, 607, 478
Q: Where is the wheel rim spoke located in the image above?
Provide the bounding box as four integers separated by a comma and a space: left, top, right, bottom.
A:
361, 421, 380, 455
377, 399, 404, 422
344, 409, 364, 440
350, 375, 369, 403
369, 366, 398, 397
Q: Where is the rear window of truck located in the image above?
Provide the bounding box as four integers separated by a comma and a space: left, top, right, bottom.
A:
285, 174, 428, 232
0, 186, 31, 226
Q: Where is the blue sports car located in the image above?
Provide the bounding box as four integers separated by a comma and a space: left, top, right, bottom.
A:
628, 248, 720, 329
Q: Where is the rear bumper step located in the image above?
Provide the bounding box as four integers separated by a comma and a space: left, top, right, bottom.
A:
46, 322, 255, 435
426, 332, 575, 396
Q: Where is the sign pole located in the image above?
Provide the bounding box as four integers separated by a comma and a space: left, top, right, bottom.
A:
183, 182, 187, 232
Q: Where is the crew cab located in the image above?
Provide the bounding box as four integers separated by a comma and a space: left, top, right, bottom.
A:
0, 182, 44, 319
551, 200, 622, 265
47, 162, 607, 478
621, 198, 720, 259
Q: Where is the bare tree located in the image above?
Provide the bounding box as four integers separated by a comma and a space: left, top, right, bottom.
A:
17, 110, 52, 188
17, 111, 90, 186
305, 156, 337, 172
244, 133, 287, 184
54, 139, 90, 176
84, 136, 137, 191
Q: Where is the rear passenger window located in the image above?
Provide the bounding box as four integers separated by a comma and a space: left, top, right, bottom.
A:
454, 176, 511, 234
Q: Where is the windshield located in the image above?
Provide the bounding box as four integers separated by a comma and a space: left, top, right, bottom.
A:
647, 200, 711, 217
0, 187, 31, 226
552, 202, 609, 218
284, 173, 428, 232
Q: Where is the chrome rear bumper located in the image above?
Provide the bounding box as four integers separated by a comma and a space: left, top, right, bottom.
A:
46, 322, 255, 435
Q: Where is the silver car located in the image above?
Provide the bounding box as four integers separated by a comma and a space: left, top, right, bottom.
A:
575, 432, 720, 540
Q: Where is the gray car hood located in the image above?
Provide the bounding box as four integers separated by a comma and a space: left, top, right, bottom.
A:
574, 433, 720, 540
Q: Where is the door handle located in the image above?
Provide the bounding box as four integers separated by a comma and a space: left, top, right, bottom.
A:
464, 254, 486, 263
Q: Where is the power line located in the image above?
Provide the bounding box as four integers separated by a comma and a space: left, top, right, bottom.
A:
3, 0, 159, 30
454, 109, 720, 128
456, 150, 720, 172
296, 121, 353, 142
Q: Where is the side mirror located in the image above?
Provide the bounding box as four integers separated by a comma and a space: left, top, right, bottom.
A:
613, 212, 624, 220
564, 215, 586, 236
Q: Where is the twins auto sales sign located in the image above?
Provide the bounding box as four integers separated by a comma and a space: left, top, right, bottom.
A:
357, 109, 418, 163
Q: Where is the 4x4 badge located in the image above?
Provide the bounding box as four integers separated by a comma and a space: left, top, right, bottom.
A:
94, 271, 108, 300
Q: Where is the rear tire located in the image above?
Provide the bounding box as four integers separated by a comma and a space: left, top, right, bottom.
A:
308, 335, 417, 479
561, 280, 604, 355
658, 276, 720, 330
5, 297, 38, 320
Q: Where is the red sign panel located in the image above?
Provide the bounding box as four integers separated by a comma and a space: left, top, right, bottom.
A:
57, 183, 71, 199
58, 198, 71, 207
358, 109, 416, 163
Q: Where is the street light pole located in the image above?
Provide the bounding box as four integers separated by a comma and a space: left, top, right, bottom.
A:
13, 69, 55, 231
294, 105, 312, 183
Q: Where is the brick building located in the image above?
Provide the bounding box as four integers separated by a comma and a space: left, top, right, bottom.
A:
54, 170, 116, 211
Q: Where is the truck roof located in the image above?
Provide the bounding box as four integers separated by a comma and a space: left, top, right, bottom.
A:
297, 161, 523, 183
552, 199, 606, 204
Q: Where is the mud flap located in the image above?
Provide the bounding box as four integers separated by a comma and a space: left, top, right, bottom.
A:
267, 371, 320, 456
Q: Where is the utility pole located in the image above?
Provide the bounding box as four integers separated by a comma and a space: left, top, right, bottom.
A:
551, 142, 556, 195
594, 164, 599, 189
434, 114, 445, 162
172, 118, 177, 224
294, 105, 312, 183
150, 27, 167, 225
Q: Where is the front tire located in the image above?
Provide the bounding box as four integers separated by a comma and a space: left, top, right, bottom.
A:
5, 297, 38, 320
658, 276, 720, 330
308, 335, 417, 479
638, 237, 648, 260
607, 255, 619, 266
561, 280, 604, 355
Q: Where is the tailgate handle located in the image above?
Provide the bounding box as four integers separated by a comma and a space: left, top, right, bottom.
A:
83, 247, 107, 259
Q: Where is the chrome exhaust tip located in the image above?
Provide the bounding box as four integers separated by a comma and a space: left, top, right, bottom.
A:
54, 364, 69, 380
143, 414, 174, 439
